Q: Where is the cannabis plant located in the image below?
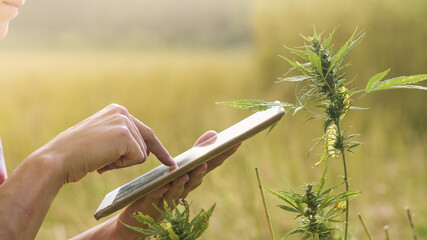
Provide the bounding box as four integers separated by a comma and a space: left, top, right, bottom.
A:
265, 161, 359, 239
123, 200, 215, 240
220, 27, 426, 239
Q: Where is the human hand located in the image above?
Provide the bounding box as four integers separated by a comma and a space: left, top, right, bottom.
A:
111, 130, 241, 239
38, 104, 175, 184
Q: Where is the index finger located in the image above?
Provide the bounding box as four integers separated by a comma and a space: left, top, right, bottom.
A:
130, 115, 175, 166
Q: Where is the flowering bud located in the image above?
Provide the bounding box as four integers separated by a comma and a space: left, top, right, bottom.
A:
339, 87, 351, 119
326, 124, 341, 158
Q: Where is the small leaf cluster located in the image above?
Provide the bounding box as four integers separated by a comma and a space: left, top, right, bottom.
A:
279, 27, 362, 115
122, 200, 215, 240
266, 164, 360, 239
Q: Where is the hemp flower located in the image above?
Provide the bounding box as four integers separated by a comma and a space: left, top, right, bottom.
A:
339, 86, 351, 119
334, 201, 347, 213
326, 124, 341, 158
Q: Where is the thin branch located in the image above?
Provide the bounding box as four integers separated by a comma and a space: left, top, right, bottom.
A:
335, 120, 350, 240
384, 225, 390, 240
255, 168, 276, 240
358, 213, 373, 240
406, 207, 418, 240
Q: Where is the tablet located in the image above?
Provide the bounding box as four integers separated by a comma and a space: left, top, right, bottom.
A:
94, 105, 285, 220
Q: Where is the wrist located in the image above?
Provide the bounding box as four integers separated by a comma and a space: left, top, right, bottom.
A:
25, 145, 67, 188
111, 215, 147, 240
71, 216, 144, 240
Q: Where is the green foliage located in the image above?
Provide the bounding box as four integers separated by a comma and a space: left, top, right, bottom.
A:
266, 161, 360, 240
122, 200, 215, 240
366, 71, 427, 92
217, 100, 294, 112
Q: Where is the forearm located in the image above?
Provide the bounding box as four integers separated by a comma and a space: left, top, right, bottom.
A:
71, 215, 145, 240
70, 216, 117, 240
0, 148, 64, 239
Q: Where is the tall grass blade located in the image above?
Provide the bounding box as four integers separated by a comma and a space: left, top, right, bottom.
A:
384, 225, 390, 240
406, 207, 418, 240
255, 168, 276, 240
358, 213, 373, 240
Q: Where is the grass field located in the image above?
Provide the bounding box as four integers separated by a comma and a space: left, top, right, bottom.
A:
0, 50, 425, 239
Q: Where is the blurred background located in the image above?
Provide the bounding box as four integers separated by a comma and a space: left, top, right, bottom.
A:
0, 0, 426, 239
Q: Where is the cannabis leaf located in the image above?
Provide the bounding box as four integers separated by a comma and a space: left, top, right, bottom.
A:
217, 100, 294, 112
365, 72, 427, 93
122, 200, 215, 240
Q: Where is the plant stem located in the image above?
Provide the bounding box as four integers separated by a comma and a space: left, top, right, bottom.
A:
358, 213, 373, 240
335, 121, 350, 240
384, 225, 390, 240
255, 168, 276, 240
342, 151, 350, 239
406, 207, 418, 240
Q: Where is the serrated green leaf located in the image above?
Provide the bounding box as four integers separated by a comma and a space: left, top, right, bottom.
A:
216, 100, 268, 111
323, 26, 338, 49
121, 220, 157, 235
167, 227, 180, 240
278, 204, 301, 213
347, 143, 361, 150
317, 158, 329, 194
348, 106, 369, 110
307, 50, 323, 77
324, 208, 343, 219
217, 100, 292, 112
279, 55, 311, 76
388, 85, 427, 90
265, 188, 301, 212
328, 29, 356, 72
284, 44, 306, 54
299, 33, 312, 43
276, 75, 310, 83
279, 55, 300, 69
368, 74, 427, 92
365, 68, 391, 92
344, 134, 360, 140
325, 191, 360, 207
367, 74, 427, 92
266, 122, 278, 135
247, 102, 293, 111
313, 25, 319, 40
125, 200, 215, 240
347, 32, 365, 54
286, 227, 307, 238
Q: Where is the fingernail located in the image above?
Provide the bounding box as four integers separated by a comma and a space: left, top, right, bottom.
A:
167, 157, 176, 167
169, 163, 179, 173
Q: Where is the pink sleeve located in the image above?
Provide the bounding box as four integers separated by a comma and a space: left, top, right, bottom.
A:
0, 137, 7, 185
